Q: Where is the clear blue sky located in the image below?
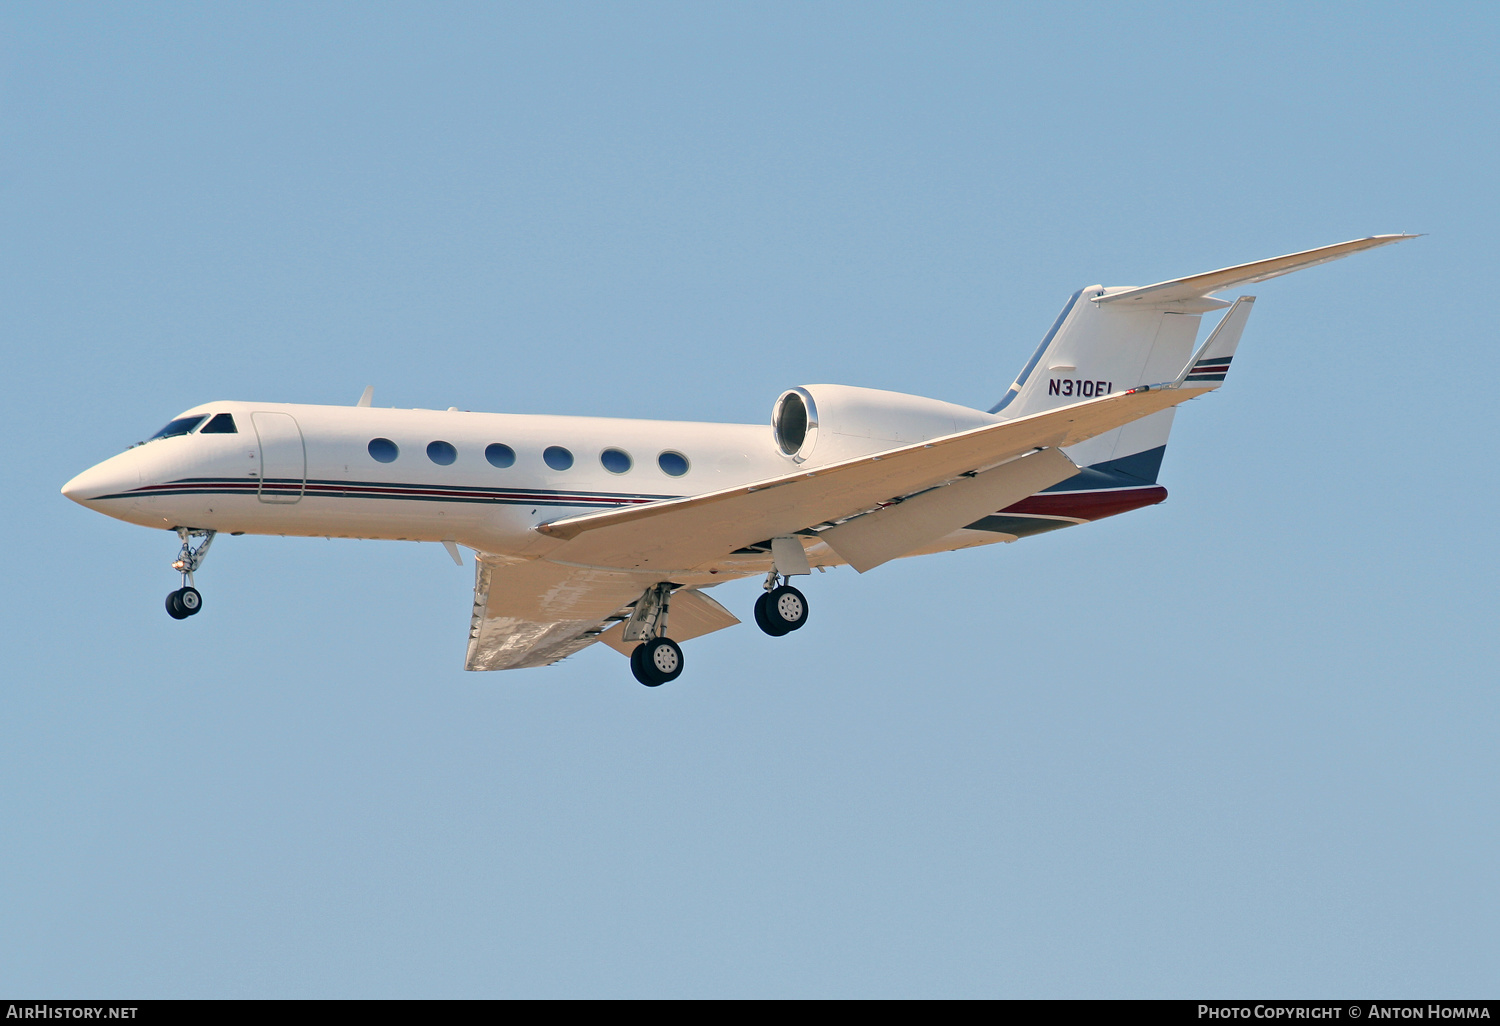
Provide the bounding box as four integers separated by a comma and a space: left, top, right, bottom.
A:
3, 1, 1496, 998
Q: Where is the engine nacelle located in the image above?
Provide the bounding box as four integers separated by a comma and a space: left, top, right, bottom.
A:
771, 384, 995, 466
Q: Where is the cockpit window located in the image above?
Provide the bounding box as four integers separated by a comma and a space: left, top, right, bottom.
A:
149, 415, 207, 440
200, 413, 238, 434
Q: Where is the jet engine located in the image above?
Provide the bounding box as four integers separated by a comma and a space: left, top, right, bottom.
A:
771, 384, 995, 466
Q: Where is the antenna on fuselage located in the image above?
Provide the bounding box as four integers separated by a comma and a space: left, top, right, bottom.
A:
356, 386, 374, 408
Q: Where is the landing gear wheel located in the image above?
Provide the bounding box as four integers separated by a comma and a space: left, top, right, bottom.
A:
645, 637, 684, 683
631, 637, 684, 686
754, 592, 788, 636
166, 586, 203, 619
758, 585, 808, 635
630, 643, 659, 686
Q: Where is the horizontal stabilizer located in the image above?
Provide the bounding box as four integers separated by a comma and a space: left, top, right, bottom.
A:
1097, 235, 1416, 308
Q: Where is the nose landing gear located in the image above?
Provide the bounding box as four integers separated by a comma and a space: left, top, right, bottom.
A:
166, 528, 215, 620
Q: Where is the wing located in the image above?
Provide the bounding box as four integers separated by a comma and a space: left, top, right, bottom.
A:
536, 381, 1202, 572
464, 555, 740, 671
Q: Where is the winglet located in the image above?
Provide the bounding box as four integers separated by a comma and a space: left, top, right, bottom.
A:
356, 386, 374, 408
1097, 234, 1418, 308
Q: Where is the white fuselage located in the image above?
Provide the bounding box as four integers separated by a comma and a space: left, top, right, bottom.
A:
66, 401, 796, 553
62, 394, 1129, 592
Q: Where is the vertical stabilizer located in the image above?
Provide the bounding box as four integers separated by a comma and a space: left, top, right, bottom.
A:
991, 287, 1220, 471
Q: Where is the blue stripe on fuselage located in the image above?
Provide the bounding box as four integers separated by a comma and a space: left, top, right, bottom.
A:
1043, 445, 1166, 492
94, 477, 680, 508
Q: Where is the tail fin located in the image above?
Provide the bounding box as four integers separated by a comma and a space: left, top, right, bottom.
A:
991, 235, 1414, 475
989, 284, 1223, 473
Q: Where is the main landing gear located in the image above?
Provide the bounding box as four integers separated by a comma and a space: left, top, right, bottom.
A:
631, 636, 684, 687
624, 583, 685, 687
165, 528, 215, 620
754, 574, 810, 637
754, 536, 813, 637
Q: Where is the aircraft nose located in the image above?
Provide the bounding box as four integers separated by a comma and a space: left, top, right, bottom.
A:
62, 450, 142, 508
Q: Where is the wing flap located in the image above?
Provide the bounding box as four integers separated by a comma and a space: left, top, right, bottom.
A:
597, 588, 740, 656
817, 445, 1080, 572
537, 383, 1199, 572
464, 556, 650, 671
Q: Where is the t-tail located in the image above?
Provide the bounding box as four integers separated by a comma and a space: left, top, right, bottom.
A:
989, 235, 1416, 491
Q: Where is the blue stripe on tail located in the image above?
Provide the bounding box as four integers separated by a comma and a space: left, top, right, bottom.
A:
1043, 445, 1166, 492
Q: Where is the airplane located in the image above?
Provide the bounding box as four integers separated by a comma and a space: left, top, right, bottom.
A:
61, 235, 1413, 686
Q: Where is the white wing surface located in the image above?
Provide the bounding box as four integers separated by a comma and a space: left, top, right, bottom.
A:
536, 382, 1206, 573
465, 556, 646, 670
816, 445, 1080, 572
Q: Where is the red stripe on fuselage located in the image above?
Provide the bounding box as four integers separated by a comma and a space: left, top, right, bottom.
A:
1002, 486, 1167, 521
128, 479, 658, 506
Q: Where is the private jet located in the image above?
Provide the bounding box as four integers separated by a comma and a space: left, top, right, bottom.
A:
62, 236, 1412, 685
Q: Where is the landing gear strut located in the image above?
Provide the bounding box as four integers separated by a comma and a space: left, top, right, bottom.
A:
166, 527, 214, 620
625, 582, 685, 687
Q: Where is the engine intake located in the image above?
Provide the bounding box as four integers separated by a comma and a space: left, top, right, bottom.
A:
772, 388, 818, 461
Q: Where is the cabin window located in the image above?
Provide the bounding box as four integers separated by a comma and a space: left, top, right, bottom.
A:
149, 415, 207, 441
600, 448, 632, 474
485, 443, 516, 469
200, 413, 238, 434
368, 438, 399, 463
658, 451, 690, 477
427, 440, 457, 466
543, 446, 574, 471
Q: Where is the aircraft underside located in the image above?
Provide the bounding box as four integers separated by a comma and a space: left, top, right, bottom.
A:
138, 475, 1166, 684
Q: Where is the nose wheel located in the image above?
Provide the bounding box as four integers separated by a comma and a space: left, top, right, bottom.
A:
166, 586, 203, 619
165, 528, 214, 620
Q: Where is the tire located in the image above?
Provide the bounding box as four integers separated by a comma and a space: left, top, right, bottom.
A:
765, 585, 808, 633
178, 586, 202, 616
641, 637, 684, 684
166, 589, 190, 619
630, 643, 660, 686
754, 592, 790, 636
